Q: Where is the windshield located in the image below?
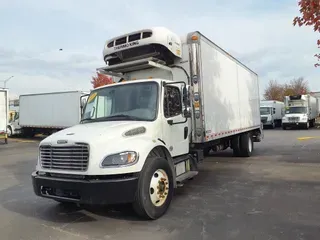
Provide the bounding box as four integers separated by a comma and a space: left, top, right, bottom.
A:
285, 107, 307, 114
260, 107, 271, 115
82, 82, 158, 122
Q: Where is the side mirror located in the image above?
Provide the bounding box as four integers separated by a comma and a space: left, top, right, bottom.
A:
183, 107, 192, 118
80, 94, 89, 116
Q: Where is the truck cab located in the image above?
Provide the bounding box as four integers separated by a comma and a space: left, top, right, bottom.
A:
282, 95, 318, 129
260, 106, 275, 128
32, 27, 194, 220
260, 100, 284, 128
7, 110, 21, 136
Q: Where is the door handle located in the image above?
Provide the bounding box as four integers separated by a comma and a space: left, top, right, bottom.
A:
184, 127, 188, 139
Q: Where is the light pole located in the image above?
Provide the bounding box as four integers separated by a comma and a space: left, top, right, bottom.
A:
1, 76, 14, 88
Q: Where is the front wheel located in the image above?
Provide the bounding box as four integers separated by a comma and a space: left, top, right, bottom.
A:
133, 157, 174, 220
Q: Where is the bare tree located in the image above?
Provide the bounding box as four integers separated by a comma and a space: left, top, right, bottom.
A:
264, 77, 310, 102
284, 77, 309, 95
263, 80, 284, 101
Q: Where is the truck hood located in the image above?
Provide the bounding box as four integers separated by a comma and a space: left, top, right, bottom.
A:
41, 121, 154, 145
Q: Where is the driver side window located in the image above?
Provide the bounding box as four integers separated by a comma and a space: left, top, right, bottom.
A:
163, 86, 182, 118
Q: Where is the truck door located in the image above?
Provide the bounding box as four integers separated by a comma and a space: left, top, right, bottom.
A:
161, 84, 190, 157
12, 112, 21, 131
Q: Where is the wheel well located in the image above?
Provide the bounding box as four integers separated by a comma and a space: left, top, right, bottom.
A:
147, 146, 172, 161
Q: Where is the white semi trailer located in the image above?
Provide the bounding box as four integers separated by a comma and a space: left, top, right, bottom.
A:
282, 94, 319, 129
12, 91, 88, 137
260, 100, 285, 128
0, 89, 9, 144
32, 27, 263, 219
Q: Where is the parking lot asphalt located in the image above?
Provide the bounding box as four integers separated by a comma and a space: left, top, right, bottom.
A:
1, 129, 320, 240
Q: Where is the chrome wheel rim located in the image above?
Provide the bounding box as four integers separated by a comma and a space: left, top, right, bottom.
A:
149, 169, 169, 207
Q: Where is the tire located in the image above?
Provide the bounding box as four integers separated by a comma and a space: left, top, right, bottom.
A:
282, 125, 287, 130
310, 119, 315, 128
271, 122, 275, 129
239, 132, 253, 157
305, 122, 309, 130
231, 135, 241, 157
133, 157, 174, 220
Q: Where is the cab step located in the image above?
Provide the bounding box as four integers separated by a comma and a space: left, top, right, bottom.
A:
176, 171, 198, 187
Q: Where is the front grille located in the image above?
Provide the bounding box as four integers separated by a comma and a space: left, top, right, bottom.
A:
40, 144, 89, 171
288, 117, 299, 122
261, 117, 268, 123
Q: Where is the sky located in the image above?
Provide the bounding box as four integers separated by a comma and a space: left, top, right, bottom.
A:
0, 0, 319, 99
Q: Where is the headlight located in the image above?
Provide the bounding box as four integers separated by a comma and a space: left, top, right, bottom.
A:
301, 117, 307, 121
100, 151, 138, 167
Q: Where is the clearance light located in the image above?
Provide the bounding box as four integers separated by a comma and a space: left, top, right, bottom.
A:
191, 35, 198, 41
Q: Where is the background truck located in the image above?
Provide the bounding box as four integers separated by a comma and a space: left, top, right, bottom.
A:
7, 110, 20, 137
260, 100, 285, 128
308, 91, 320, 116
282, 94, 319, 129
0, 89, 9, 144
10, 91, 88, 137
32, 27, 263, 220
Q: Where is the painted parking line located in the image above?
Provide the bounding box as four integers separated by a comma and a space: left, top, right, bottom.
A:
297, 136, 320, 140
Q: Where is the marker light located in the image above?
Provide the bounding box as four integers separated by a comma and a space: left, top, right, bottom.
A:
191, 35, 198, 40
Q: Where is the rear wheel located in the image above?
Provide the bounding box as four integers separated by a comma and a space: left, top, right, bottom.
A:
239, 132, 253, 157
133, 157, 174, 220
231, 135, 241, 157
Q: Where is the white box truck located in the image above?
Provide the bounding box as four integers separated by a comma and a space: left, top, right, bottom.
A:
0, 89, 9, 144
31, 27, 263, 219
282, 94, 319, 129
260, 100, 285, 128
15, 91, 88, 137
309, 91, 320, 116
